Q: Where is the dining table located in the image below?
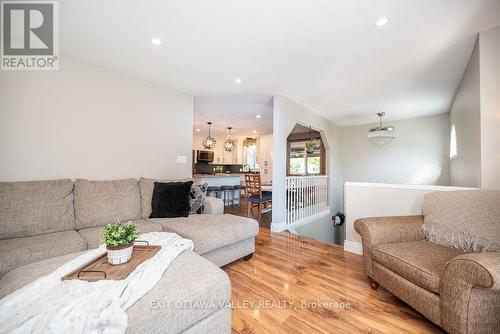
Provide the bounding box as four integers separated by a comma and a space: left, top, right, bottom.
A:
261, 185, 272, 192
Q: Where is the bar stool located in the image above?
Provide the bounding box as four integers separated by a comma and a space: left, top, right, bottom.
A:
220, 185, 235, 207
233, 185, 246, 206
207, 186, 221, 199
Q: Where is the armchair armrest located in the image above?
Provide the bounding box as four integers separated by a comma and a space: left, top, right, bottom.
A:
204, 196, 224, 215
354, 215, 424, 276
441, 253, 500, 334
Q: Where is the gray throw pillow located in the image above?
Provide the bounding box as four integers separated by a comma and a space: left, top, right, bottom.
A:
189, 183, 208, 214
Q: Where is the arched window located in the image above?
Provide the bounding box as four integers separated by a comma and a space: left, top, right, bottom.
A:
286, 125, 325, 176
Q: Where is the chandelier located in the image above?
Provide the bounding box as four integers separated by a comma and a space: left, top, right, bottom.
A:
367, 112, 396, 146
224, 127, 235, 152
202, 122, 216, 149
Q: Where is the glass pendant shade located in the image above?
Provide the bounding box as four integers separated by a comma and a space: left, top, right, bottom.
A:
367, 112, 396, 146
202, 122, 216, 149
224, 127, 235, 152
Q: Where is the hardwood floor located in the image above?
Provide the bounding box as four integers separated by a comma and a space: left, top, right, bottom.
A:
225, 198, 272, 228
223, 228, 443, 334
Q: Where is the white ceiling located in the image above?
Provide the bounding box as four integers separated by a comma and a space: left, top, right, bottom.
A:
60, 0, 500, 125
194, 95, 273, 137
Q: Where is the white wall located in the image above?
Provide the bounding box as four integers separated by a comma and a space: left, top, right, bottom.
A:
271, 96, 452, 245
341, 113, 450, 186
0, 55, 193, 181
343, 182, 476, 254
272, 95, 343, 243
449, 38, 481, 187
479, 26, 500, 190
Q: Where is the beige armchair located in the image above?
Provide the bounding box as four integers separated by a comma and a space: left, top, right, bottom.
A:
355, 212, 500, 334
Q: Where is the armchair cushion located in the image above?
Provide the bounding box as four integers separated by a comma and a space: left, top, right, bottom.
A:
372, 241, 463, 294
422, 190, 500, 252
354, 215, 424, 276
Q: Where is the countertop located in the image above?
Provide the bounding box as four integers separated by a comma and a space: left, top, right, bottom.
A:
193, 174, 245, 178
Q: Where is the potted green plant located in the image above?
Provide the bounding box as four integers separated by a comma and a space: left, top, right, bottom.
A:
305, 139, 317, 154
101, 220, 139, 265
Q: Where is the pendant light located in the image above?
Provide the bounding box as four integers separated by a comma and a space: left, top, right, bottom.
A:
202, 122, 216, 149
367, 112, 396, 146
224, 127, 235, 152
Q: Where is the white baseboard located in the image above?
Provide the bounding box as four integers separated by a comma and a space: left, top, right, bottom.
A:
270, 221, 287, 232
344, 240, 363, 255
271, 209, 331, 232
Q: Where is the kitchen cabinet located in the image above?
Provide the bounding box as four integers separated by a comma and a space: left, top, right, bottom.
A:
258, 135, 273, 183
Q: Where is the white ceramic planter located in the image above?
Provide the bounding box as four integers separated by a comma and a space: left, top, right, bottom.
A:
106, 243, 133, 265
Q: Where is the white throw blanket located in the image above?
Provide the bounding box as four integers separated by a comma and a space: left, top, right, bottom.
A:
0, 232, 193, 334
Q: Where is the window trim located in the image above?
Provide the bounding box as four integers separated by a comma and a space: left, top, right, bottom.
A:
288, 139, 323, 176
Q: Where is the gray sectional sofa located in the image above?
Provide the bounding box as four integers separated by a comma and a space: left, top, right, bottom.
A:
0, 177, 259, 333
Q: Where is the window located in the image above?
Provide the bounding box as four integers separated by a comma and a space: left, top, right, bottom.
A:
243, 138, 259, 170
288, 140, 322, 175
450, 125, 457, 160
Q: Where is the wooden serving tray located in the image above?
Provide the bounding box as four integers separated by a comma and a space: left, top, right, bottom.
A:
62, 245, 161, 282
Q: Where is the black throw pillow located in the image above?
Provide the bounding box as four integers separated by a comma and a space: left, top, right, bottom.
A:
149, 181, 194, 218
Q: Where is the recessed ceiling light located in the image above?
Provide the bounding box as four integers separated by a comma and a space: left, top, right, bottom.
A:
195, 128, 200, 132
252, 130, 257, 134
375, 17, 389, 26
151, 38, 162, 46
256, 115, 261, 119
234, 78, 242, 84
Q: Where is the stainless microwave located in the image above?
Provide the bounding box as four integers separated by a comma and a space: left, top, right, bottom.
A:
197, 150, 214, 162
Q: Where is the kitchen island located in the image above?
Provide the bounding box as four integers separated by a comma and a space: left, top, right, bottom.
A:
193, 174, 243, 205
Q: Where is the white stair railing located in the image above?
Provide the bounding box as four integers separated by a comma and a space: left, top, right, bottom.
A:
286, 175, 329, 226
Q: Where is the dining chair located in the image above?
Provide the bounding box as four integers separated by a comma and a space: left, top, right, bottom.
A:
244, 173, 272, 221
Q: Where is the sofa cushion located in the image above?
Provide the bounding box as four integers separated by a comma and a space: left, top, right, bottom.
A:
149, 214, 259, 255
139, 177, 193, 219
0, 179, 74, 239
372, 240, 463, 294
0, 250, 231, 334
204, 196, 224, 215
422, 190, 500, 252
0, 230, 87, 278
74, 178, 141, 229
0, 251, 87, 299
126, 250, 230, 333
77, 219, 164, 249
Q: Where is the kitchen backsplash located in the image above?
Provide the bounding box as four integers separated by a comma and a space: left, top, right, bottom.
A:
193, 163, 243, 174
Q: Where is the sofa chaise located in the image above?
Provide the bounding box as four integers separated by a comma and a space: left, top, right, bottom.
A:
354, 190, 500, 334
0, 177, 259, 333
